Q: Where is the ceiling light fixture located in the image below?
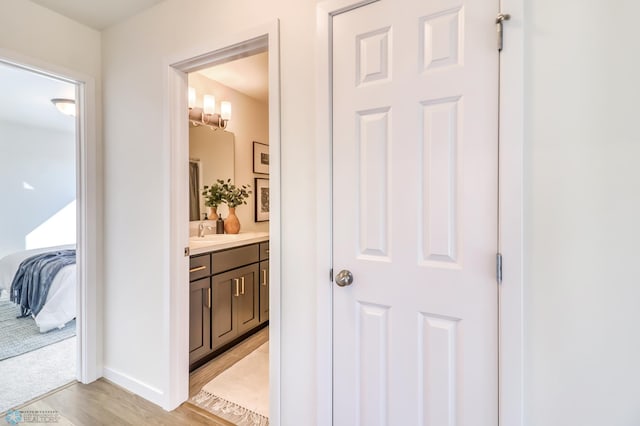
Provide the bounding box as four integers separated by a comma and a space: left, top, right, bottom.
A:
51, 98, 76, 117
187, 87, 231, 130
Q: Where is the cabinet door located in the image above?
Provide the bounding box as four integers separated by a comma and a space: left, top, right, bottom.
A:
189, 277, 211, 363
237, 264, 260, 335
259, 260, 269, 323
212, 269, 240, 350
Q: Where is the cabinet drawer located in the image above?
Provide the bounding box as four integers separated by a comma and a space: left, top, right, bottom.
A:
259, 242, 269, 261
212, 244, 259, 274
189, 254, 211, 281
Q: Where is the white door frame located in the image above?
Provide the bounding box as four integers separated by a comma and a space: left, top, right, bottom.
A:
0, 48, 102, 384
315, 0, 524, 424
164, 21, 282, 422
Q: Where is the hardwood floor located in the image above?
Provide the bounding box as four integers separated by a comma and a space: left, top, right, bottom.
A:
11, 379, 227, 426
9, 328, 269, 425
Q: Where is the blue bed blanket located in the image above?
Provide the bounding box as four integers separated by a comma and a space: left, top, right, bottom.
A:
10, 249, 76, 318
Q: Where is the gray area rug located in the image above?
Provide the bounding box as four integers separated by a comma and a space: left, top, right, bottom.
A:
0, 299, 75, 361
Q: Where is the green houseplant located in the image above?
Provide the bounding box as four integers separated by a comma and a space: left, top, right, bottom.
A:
201, 179, 225, 219
202, 179, 252, 233
221, 179, 252, 208
219, 179, 251, 234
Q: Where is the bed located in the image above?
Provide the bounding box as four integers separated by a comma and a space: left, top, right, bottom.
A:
0, 245, 76, 333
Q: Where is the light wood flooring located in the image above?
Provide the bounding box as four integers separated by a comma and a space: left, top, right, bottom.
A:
11, 327, 269, 425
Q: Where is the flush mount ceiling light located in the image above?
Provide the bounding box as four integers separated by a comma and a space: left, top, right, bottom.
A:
188, 87, 231, 130
51, 98, 76, 117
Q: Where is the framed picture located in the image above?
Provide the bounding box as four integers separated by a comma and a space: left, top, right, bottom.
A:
253, 141, 269, 174
255, 178, 270, 222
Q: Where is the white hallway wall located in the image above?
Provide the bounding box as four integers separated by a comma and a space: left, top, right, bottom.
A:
524, 0, 640, 424
0, 121, 76, 259
101, 0, 316, 419
0, 0, 101, 80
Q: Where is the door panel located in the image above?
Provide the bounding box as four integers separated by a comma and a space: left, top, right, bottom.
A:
189, 277, 211, 363
332, 0, 499, 424
237, 265, 259, 334
259, 260, 269, 323
211, 270, 237, 349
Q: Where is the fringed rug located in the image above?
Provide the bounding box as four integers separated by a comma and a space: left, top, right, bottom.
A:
191, 342, 269, 426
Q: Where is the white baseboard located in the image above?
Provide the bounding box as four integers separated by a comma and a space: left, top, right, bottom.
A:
102, 366, 165, 408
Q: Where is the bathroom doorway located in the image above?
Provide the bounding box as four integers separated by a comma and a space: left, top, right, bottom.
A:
186, 51, 271, 424
166, 23, 281, 423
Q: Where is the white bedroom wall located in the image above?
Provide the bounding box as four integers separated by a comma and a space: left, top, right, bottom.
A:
188, 73, 269, 233
524, 1, 640, 424
0, 121, 76, 258
102, 0, 315, 416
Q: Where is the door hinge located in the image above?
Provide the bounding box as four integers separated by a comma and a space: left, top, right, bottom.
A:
329, 268, 334, 282
496, 13, 511, 51
184, 246, 190, 257
496, 253, 503, 284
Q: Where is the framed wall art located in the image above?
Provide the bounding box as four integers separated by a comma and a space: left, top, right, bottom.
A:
253, 141, 269, 174
255, 178, 270, 222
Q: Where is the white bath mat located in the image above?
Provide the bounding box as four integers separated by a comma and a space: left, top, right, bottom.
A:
191, 342, 269, 426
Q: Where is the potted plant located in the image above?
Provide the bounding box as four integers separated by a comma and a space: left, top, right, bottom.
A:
202, 179, 225, 219
219, 179, 251, 234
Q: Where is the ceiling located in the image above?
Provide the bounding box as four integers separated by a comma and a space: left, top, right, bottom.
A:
196, 52, 269, 104
30, 0, 165, 30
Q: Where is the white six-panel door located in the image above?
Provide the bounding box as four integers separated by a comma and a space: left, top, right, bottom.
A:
332, 0, 499, 424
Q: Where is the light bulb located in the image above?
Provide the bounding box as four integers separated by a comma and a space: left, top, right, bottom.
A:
188, 87, 196, 109
203, 94, 215, 115
220, 101, 232, 120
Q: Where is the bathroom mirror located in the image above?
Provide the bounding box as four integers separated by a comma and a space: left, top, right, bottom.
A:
189, 125, 235, 221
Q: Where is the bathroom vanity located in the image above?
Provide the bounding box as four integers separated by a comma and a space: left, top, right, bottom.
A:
188, 232, 269, 370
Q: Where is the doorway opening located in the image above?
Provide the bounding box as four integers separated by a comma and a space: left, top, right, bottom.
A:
0, 59, 88, 413
166, 23, 281, 423
186, 51, 271, 423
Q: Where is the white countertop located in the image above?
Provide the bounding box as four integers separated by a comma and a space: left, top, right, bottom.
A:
189, 231, 269, 255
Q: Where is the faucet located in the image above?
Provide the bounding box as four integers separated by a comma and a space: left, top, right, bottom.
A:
198, 222, 213, 238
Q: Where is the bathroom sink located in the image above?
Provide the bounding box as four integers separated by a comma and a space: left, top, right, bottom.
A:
189, 234, 238, 243
189, 232, 268, 244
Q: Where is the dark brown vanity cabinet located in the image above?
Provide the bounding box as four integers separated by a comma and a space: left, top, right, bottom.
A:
189, 254, 211, 365
189, 240, 268, 369
259, 242, 269, 323
211, 263, 259, 349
